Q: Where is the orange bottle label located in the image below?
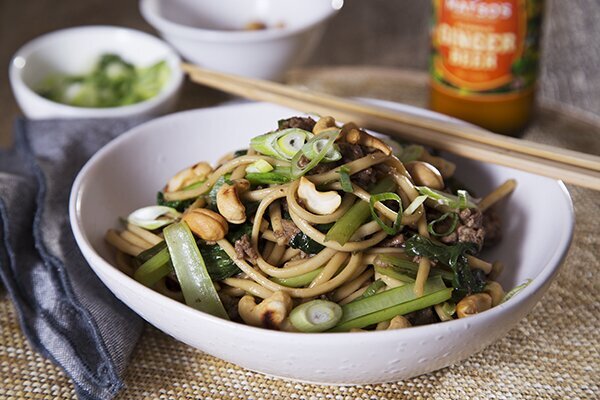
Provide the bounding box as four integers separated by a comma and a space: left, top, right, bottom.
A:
431, 0, 542, 96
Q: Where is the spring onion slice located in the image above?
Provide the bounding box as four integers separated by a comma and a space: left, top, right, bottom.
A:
302, 128, 342, 162
289, 299, 342, 332
127, 205, 181, 230
331, 276, 451, 331
427, 212, 459, 237
369, 192, 403, 235
245, 159, 274, 174
133, 247, 171, 287
164, 222, 229, 319
325, 177, 395, 245
350, 279, 386, 303
290, 130, 339, 179
338, 166, 353, 193
416, 186, 477, 209
405, 195, 428, 215
250, 128, 312, 160
271, 267, 324, 288
500, 279, 532, 304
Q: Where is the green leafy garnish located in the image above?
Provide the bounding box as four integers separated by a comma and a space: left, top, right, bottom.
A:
404, 235, 486, 297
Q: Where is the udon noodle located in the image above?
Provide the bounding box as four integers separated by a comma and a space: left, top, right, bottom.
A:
106, 115, 517, 332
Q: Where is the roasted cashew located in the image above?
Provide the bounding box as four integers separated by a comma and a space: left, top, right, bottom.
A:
456, 293, 492, 318
182, 208, 229, 241
405, 161, 445, 189
342, 129, 392, 155
165, 162, 213, 192
313, 116, 337, 134
238, 291, 293, 330
217, 179, 250, 224
297, 177, 341, 215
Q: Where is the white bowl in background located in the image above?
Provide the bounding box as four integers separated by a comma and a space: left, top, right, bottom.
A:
9, 25, 184, 119
69, 101, 573, 384
140, 0, 341, 80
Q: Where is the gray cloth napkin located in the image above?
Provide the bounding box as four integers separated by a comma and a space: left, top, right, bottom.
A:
0, 118, 148, 400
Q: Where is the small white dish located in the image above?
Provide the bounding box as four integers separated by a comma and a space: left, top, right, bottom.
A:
140, 0, 341, 80
9, 25, 184, 119
69, 101, 573, 384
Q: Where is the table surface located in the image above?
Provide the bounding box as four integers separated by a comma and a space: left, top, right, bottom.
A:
1, 1, 599, 399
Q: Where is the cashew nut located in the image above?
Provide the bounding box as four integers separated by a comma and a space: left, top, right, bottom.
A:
313, 116, 337, 134
419, 150, 456, 178
484, 281, 505, 307
238, 291, 293, 330
342, 129, 392, 155
405, 161, 445, 190
165, 162, 213, 192
217, 179, 250, 224
182, 208, 228, 241
297, 177, 342, 215
456, 293, 492, 318
376, 315, 412, 330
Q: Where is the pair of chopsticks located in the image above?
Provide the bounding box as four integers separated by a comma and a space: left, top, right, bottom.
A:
182, 63, 600, 190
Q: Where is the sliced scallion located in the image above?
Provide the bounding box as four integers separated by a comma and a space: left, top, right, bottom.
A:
427, 212, 459, 237
369, 192, 403, 235
289, 299, 342, 332
500, 279, 532, 304
290, 130, 339, 179
250, 128, 312, 160
405, 195, 428, 215
302, 128, 342, 162
416, 186, 477, 209
338, 165, 353, 193
127, 205, 181, 230
245, 159, 274, 174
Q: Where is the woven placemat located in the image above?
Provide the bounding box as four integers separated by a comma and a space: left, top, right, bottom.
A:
1, 67, 598, 399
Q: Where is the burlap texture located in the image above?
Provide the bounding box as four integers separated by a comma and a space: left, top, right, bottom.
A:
1, 68, 598, 399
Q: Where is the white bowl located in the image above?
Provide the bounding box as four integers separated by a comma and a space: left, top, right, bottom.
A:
69, 101, 574, 384
9, 26, 184, 119
140, 0, 341, 80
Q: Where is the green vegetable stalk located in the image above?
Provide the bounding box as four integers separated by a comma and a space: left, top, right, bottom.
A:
325, 177, 395, 245
164, 222, 229, 319
331, 276, 451, 331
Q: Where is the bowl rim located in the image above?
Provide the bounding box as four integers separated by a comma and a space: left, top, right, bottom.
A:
69, 101, 575, 342
9, 25, 184, 116
139, 0, 341, 43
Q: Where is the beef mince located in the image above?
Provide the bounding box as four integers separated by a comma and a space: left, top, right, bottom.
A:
439, 208, 487, 249
274, 219, 301, 245
278, 116, 316, 132
234, 234, 258, 262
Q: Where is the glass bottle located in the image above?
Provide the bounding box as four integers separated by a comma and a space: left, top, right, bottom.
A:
429, 0, 544, 136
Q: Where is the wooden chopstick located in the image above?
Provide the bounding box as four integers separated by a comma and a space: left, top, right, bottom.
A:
182, 63, 600, 190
